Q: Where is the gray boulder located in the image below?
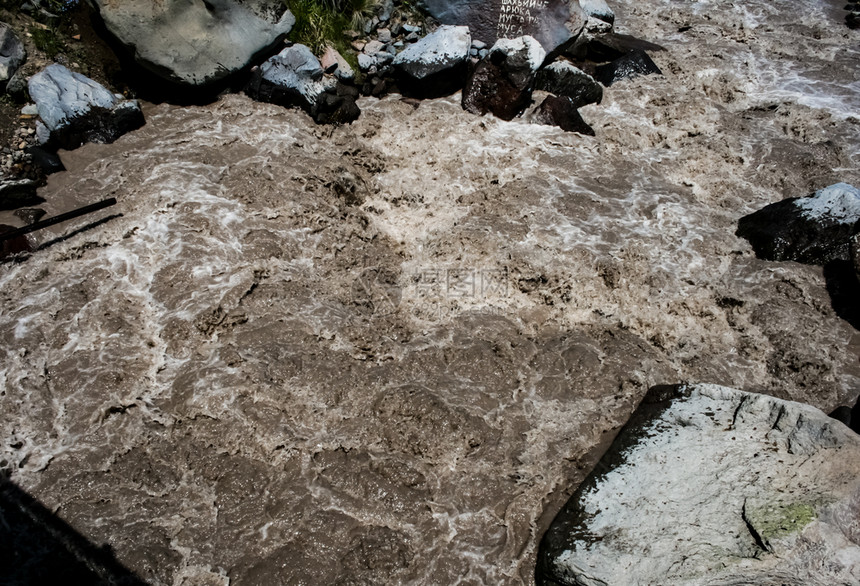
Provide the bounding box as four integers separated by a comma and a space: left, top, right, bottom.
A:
737, 183, 860, 266
86, 0, 295, 87
392, 25, 471, 98
535, 60, 602, 108
538, 383, 860, 586
421, 0, 585, 58
0, 22, 26, 86
28, 64, 145, 150
246, 44, 360, 125
462, 35, 546, 121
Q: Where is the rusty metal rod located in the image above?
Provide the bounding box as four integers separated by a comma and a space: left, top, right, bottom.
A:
0, 198, 117, 243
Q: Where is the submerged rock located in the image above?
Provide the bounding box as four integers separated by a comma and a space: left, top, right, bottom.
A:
534, 60, 602, 108
531, 95, 595, 135
392, 25, 471, 98
0, 22, 26, 87
538, 383, 860, 586
736, 183, 860, 265
28, 64, 145, 150
462, 35, 546, 121
420, 0, 586, 57
87, 0, 295, 87
593, 48, 662, 86
246, 44, 360, 125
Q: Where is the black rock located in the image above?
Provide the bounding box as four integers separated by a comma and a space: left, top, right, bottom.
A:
736, 183, 860, 265
582, 32, 666, 63
532, 95, 595, 135
13, 207, 46, 225
535, 61, 602, 109
24, 146, 65, 175
593, 48, 662, 86
0, 179, 43, 212
462, 36, 546, 121
847, 12, 860, 29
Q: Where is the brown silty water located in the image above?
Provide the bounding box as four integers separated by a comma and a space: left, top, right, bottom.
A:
2, 0, 860, 583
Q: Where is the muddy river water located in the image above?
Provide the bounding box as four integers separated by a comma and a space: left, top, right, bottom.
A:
2, 0, 860, 583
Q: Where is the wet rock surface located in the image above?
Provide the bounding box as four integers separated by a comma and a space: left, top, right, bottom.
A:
531, 94, 595, 134
462, 35, 546, 120
28, 63, 144, 150
535, 61, 603, 108
593, 47, 662, 86
737, 183, 860, 265
538, 383, 860, 586
87, 0, 295, 87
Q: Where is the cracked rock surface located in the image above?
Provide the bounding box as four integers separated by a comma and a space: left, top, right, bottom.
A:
538, 383, 860, 586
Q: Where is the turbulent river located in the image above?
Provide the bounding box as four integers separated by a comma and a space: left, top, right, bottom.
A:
2, 0, 860, 583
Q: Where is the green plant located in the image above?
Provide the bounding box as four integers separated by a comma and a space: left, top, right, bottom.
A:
30, 26, 63, 58
283, 0, 380, 55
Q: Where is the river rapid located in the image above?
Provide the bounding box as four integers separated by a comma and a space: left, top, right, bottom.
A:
2, 0, 859, 583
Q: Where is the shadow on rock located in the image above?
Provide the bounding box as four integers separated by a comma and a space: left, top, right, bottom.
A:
0, 477, 146, 586
823, 259, 860, 330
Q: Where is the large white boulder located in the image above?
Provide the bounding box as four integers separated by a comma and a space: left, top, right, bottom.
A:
538, 383, 860, 585
87, 0, 295, 87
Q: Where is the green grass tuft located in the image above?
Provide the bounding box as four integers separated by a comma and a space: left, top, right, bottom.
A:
30, 26, 63, 58
283, 0, 380, 55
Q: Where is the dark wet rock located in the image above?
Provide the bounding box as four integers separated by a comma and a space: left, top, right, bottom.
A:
246, 45, 360, 125
24, 146, 64, 175
0, 179, 42, 211
538, 383, 860, 586
87, 0, 295, 87
847, 12, 860, 29
593, 48, 662, 86
580, 32, 666, 62
579, 0, 615, 25
392, 25, 471, 98
421, 0, 586, 57
0, 22, 26, 87
5, 67, 29, 102
535, 61, 602, 108
0, 224, 34, 256
28, 64, 145, 151
736, 183, 860, 265
531, 95, 594, 135
13, 207, 46, 225
462, 36, 546, 121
